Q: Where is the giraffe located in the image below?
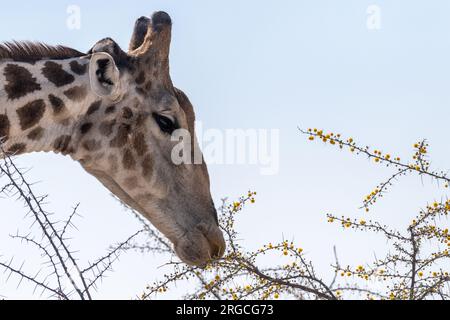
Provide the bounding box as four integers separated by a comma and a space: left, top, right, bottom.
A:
0, 11, 225, 266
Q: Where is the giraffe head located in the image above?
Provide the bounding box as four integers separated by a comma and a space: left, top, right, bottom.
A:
74, 12, 225, 266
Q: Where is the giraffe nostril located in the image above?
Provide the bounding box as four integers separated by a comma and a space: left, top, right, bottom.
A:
197, 223, 226, 260
210, 241, 225, 259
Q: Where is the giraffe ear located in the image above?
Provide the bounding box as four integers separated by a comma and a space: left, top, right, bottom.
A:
89, 52, 121, 99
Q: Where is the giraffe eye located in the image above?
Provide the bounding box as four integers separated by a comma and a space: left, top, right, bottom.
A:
153, 114, 177, 134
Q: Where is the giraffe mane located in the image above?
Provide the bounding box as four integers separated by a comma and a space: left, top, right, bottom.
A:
0, 41, 85, 62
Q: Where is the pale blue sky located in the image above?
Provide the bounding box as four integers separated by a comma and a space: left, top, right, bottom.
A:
0, 1, 449, 299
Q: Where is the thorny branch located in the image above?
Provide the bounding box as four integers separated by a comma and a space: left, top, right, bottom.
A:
136, 129, 450, 300
0, 149, 143, 299
1, 126, 450, 300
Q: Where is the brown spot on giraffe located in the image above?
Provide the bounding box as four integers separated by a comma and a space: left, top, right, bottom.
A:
136, 87, 146, 96
135, 71, 145, 85
99, 119, 116, 137
41, 61, 75, 87
7, 143, 26, 155
86, 100, 102, 116
105, 105, 116, 114
122, 148, 136, 170
48, 94, 65, 115
144, 80, 152, 91
142, 155, 154, 178
16, 99, 46, 130
0, 114, 10, 142
69, 60, 87, 75
110, 123, 131, 147
80, 122, 93, 134
123, 176, 138, 190
82, 139, 101, 151
27, 126, 45, 141
135, 113, 148, 127
132, 132, 148, 156
4, 64, 42, 100
63, 85, 87, 101
122, 107, 133, 119
53, 135, 72, 154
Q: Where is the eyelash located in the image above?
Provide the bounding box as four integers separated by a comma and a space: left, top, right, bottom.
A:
153, 113, 178, 134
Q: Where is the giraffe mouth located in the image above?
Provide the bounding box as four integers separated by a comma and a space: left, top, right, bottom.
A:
174, 224, 226, 266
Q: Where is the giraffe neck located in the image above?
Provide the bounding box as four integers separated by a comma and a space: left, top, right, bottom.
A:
0, 56, 100, 156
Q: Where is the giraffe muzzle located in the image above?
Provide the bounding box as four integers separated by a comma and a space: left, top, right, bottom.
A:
174, 223, 226, 266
